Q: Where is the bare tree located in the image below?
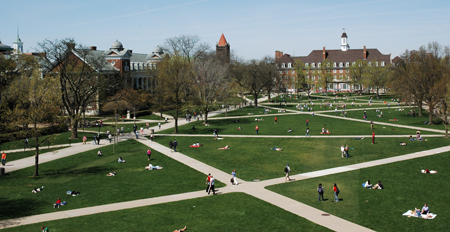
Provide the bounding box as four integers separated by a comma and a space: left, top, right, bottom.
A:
38, 38, 121, 138
192, 52, 229, 124
162, 35, 209, 63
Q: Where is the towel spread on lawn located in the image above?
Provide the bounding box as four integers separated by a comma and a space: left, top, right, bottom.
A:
402, 210, 437, 219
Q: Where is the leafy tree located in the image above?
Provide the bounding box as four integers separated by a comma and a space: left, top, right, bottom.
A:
6, 55, 60, 176
364, 61, 390, 98
347, 60, 367, 93
318, 59, 334, 95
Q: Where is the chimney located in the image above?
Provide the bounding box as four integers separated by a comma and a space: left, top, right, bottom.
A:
275, 50, 283, 61
322, 47, 326, 60
90, 46, 97, 50
363, 46, 367, 60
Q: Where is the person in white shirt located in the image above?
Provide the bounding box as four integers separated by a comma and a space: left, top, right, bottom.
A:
341, 145, 345, 158
208, 176, 216, 195
285, 164, 291, 182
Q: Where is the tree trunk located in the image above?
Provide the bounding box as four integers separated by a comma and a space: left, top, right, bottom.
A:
418, 101, 423, 116
174, 104, 178, 133
428, 102, 434, 125
267, 90, 271, 102
444, 101, 448, 138
71, 118, 78, 139
33, 131, 39, 177
204, 111, 209, 124
376, 87, 380, 98
253, 93, 258, 107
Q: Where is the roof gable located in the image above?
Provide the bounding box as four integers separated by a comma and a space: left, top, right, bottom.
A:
218, 33, 228, 46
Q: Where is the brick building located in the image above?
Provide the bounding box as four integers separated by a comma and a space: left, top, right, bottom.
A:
275, 32, 391, 93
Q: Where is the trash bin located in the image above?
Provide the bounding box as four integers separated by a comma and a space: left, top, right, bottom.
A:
0, 167, 5, 176
151, 129, 154, 134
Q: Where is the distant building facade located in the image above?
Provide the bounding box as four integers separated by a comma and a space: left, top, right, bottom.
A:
216, 33, 230, 63
275, 32, 391, 92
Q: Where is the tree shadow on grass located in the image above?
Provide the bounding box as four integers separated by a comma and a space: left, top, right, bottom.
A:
42, 166, 111, 179
0, 197, 44, 220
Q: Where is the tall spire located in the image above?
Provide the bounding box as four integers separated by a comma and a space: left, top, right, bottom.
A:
218, 33, 228, 46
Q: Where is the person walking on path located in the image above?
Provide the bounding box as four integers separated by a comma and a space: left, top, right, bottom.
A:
158, 122, 161, 129
305, 128, 310, 137
318, 183, 324, 201
208, 175, 216, 195
232, 169, 238, 185
97, 134, 101, 145
255, 125, 259, 135
100, 119, 103, 128
147, 148, 152, 161
150, 133, 154, 142
146, 122, 149, 130
1, 151, 6, 166
173, 139, 178, 152
372, 131, 375, 145
133, 124, 137, 133
370, 120, 374, 130
135, 131, 139, 139
284, 164, 291, 182
206, 173, 211, 193
274, 116, 277, 124
93, 135, 97, 145
306, 118, 309, 126
333, 183, 339, 202
169, 140, 174, 151
341, 145, 345, 158
83, 135, 87, 145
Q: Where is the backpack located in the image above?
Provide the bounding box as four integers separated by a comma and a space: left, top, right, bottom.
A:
284, 167, 288, 173
318, 187, 323, 194
336, 187, 340, 194
230, 178, 234, 183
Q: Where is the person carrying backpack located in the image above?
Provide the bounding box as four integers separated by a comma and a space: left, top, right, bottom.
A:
284, 164, 291, 182
333, 183, 340, 202
318, 183, 324, 201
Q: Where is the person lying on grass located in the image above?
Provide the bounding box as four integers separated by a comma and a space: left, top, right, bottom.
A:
421, 169, 437, 174
353, 137, 364, 140
190, 142, 202, 147
145, 163, 163, 170
218, 145, 229, 150
270, 146, 283, 151
287, 127, 292, 132
237, 126, 242, 130
118, 157, 126, 163
32, 186, 44, 193
106, 172, 116, 176
173, 226, 187, 232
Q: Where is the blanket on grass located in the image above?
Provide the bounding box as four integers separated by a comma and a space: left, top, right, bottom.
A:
402, 210, 437, 219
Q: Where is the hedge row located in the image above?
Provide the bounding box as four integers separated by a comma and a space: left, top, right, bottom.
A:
0, 124, 68, 143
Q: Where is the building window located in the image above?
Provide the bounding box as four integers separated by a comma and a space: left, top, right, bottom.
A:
375, 62, 378, 66
327, 63, 330, 67
333, 62, 337, 67
368, 62, 371, 66
333, 69, 336, 73
311, 63, 315, 68
346, 62, 349, 67
346, 69, 349, 73
291, 70, 295, 74
318, 63, 321, 68
352, 62, 356, 66
339, 69, 343, 73
305, 63, 309, 67
307, 75, 310, 80
288, 63, 292, 68
318, 70, 321, 73
339, 62, 343, 67
381, 61, 385, 66
340, 75, 343, 79
279, 71, 282, 74
281, 63, 285, 68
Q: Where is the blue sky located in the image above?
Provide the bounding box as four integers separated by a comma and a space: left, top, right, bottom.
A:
2, 0, 450, 60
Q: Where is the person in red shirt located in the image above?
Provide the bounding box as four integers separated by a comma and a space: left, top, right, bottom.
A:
1, 151, 6, 166
255, 125, 259, 134
274, 116, 277, 124
333, 183, 339, 202
54, 198, 61, 208
206, 173, 211, 193
372, 131, 375, 144
306, 118, 309, 126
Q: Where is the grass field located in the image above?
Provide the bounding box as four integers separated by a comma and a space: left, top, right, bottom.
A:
0, 131, 86, 151
160, 114, 440, 136
153, 136, 448, 181
82, 122, 159, 134
3, 147, 69, 162
1, 192, 330, 232
0, 140, 224, 220
266, 151, 450, 231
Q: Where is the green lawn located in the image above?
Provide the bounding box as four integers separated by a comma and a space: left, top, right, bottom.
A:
0, 131, 84, 151
137, 114, 166, 120
0, 140, 224, 220
160, 114, 440, 136
3, 147, 69, 162
1, 192, 330, 232
266, 151, 450, 231
320, 108, 445, 130
211, 106, 290, 117
154, 136, 449, 181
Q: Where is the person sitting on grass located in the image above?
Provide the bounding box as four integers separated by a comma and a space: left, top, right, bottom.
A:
270, 146, 283, 151
414, 204, 430, 218
145, 163, 163, 170
190, 142, 202, 148
118, 157, 126, 163
54, 198, 61, 208
287, 127, 292, 132
218, 145, 229, 150
372, 180, 384, 189
409, 135, 415, 141
106, 172, 116, 176
363, 180, 373, 188
320, 129, 331, 134
97, 150, 102, 156
237, 126, 242, 130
